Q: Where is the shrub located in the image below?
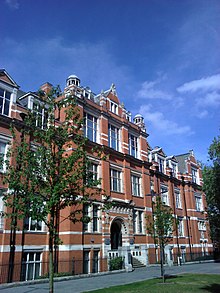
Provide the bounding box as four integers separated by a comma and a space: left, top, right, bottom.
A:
109, 256, 124, 271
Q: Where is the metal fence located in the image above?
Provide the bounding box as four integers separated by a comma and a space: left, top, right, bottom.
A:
147, 251, 215, 266
0, 257, 109, 284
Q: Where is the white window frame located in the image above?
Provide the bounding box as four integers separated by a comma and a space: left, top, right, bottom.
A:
0, 87, 11, 116
110, 168, 122, 193
175, 190, 182, 209
198, 220, 206, 231
22, 251, 42, 281
133, 210, 144, 234
108, 124, 120, 151
24, 216, 43, 232
195, 195, 203, 211
0, 189, 5, 230
158, 157, 165, 173
110, 101, 118, 114
0, 136, 11, 173
129, 134, 138, 158
83, 204, 101, 233
84, 112, 98, 143
131, 174, 142, 197
171, 162, 177, 177
32, 101, 48, 129
161, 186, 169, 206
191, 167, 198, 184
178, 217, 184, 237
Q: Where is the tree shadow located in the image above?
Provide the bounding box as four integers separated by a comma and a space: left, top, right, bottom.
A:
201, 284, 220, 293
164, 274, 181, 280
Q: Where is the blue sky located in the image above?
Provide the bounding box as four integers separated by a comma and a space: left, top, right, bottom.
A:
1, 0, 220, 163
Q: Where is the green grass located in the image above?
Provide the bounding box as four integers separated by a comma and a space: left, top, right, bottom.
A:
86, 274, 220, 293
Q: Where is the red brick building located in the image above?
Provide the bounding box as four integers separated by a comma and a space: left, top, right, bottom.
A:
0, 70, 213, 282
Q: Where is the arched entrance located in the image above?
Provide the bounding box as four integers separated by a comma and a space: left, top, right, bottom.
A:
110, 219, 122, 250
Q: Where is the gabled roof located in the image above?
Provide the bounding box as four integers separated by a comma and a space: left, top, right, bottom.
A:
175, 153, 189, 173
166, 155, 178, 163
0, 69, 19, 88
150, 146, 166, 157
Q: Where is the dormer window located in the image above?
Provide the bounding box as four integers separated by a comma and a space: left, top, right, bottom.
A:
0, 88, 11, 116
171, 162, 177, 177
158, 157, 164, 173
33, 102, 48, 129
110, 101, 118, 114
191, 167, 198, 183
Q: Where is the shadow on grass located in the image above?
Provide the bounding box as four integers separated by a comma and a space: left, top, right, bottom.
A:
201, 284, 220, 292
164, 274, 181, 280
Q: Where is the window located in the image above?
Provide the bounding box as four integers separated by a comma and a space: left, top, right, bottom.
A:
93, 205, 98, 232
108, 124, 119, 151
110, 169, 122, 192
161, 186, 169, 205
110, 101, 118, 114
83, 250, 90, 274
87, 162, 98, 186
191, 167, 198, 183
92, 250, 99, 273
158, 157, 164, 173
0, 141, 7, 172
129, 134, 138, 158
33, 102, 48, 129
108, 124, 119, 150
22, 252, 41, 281
0, 189, 5, 230
84, 113, 97, 142
133, 210, 144, 234
171, 163, 177, 177
24, 216, 43, 232
178, 217, 184, 237
131, 175, 141, 196
195, 196, 202, 211
0, 88, 11, 116
83, 204, 100, 232
198, 220, 206, 231
83, 204, 89, 232
175, 191, 181, 209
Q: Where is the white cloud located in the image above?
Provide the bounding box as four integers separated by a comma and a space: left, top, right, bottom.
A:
177, 74, 220, 93
196, 110, 208, 119
137, 79, 172, 100
139, 105, 193, 136
1, 37, 132, 94
196, 91, 220, 108
5, 0, 19, 10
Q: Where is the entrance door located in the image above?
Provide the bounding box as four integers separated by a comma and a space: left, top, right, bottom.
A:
111, 220, 122, 250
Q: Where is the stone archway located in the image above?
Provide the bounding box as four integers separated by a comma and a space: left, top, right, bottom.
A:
110, 219, 123, 250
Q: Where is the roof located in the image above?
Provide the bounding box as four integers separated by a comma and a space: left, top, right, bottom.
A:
175, 153, 189, 173
0, 69, 19, 88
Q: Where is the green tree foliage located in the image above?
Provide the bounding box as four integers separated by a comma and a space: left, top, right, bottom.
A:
146, 196, 175, 282
203, 134, 220, 248
3, 88, 107, 292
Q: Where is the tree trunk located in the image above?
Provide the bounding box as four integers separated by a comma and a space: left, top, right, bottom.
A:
160, 243, 165, 283
49, 230, 54, 293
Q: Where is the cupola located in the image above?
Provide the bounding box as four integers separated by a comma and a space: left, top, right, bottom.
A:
66, 74, 80, 87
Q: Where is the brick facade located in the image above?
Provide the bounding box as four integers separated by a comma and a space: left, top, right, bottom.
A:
0, 70, 213, 282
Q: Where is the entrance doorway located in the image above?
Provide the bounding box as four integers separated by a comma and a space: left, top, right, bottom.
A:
110, 219, 122, 250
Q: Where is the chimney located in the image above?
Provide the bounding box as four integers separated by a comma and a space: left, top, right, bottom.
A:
40, 82, 53, 94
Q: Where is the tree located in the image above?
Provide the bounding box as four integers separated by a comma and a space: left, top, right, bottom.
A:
3, 88, 107, 292
203, 134, 220, 251
146, 195, 175, 283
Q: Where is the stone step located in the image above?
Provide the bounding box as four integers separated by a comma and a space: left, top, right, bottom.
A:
132, 257, 145, 268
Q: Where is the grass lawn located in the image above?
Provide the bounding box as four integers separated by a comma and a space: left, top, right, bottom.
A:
86, 274, 220, 293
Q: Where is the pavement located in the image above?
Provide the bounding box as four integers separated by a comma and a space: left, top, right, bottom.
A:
0, 262, 220, 292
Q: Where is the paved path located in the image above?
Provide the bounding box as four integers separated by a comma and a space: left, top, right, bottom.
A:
0, 262, 220, 292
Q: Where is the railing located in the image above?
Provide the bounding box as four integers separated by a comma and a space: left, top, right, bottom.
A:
0, 257, 108, 284
147, 252, 215, 265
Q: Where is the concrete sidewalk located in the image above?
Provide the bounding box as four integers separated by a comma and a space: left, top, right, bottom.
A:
0, 262, 220, 292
